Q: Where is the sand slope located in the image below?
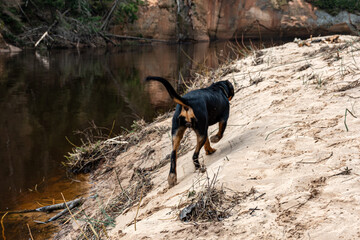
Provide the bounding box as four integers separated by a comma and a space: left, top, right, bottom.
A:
58, 35, 360, 240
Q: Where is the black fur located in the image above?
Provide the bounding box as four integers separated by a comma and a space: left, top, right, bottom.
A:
145, 76, 234, 187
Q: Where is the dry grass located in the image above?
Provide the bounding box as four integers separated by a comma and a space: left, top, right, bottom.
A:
179, 169, 253, 222
109, 167, 153, 215
187, 39, 267, 93
77, 162, 161, 239
63, 120, 170, 173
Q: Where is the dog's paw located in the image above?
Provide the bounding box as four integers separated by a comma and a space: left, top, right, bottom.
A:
199, 166, 207, 173
210, 135, 221, 143
205, 148, 217, 155
168, 173, 177, 187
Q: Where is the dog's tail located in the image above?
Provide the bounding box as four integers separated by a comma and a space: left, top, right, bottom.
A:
145, 76, 189, 107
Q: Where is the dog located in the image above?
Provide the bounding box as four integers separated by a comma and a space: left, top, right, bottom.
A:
145, 76, 234, 187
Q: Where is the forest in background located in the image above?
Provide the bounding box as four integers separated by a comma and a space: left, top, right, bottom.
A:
306, 0, 360, 15
0, 0, 143, 48
0, 0, 360, 48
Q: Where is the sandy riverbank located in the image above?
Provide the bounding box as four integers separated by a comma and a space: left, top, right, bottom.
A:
56, 35, 360, 240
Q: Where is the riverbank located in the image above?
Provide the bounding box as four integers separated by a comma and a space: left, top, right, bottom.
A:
56, 35, 360, 239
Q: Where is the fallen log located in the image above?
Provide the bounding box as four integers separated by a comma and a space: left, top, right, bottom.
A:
35, 198, 83, 213
105, 33, 170, 43
34, 9, 69, 48
34, 31, 49, 47
101, 0, 120, 31
34, 198, 84, 224
0, 198, 84, 218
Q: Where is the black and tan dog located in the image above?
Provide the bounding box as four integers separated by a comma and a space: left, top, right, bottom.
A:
145, 76, 234, 187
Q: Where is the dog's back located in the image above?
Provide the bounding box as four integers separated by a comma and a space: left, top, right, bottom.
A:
181, 86, 230, 126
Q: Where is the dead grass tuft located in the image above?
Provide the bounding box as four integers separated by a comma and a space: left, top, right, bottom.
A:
64, 119, 170, 173
107, 167, 153, 216
179, 170, 251, 222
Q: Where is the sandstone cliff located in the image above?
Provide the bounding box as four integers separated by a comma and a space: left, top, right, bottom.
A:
111, 0, 360, 41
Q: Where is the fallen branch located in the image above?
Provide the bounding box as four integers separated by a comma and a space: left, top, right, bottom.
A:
34, 198, 84, 224
101, 0, 120, 30
265, 125, 291, 140
115, 169, 132, 201
61, 193, 89, 240
105, 33, 170, 43
134, 188, 143, 231
254, 193, 266, 201
1, 212, 8, 240
26, 224, 34, 240
34, 31, 48, 47
98, 31, 116, 46
249, 206, 260, 215
298, 152, 333, 164
34, 9, 69, 48
344, 108, 357, 132
36, 198, 83, 213
2, 198, 83, 215
329, 167, 352, 178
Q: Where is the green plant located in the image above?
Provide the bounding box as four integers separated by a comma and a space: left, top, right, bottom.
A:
0, 7, 23, 34
116, 0, 143, 24
306, 0, 360, 15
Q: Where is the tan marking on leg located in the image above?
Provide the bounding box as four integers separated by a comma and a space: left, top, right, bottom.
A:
172, 129, 185, 151
194, 132, 205, 153
168, 127, 185, 187
204, 137, 216, 155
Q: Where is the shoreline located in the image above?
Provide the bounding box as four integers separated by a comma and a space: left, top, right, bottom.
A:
55, 34, 360, 239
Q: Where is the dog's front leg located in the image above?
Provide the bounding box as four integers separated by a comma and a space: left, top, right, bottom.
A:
168, 126, 186, 187
210, 120, 228, 143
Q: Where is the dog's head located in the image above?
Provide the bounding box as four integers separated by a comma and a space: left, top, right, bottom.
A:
217, 80, 235, 101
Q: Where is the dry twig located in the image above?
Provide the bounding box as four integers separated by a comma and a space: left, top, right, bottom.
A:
179, 168, 251, 222
26, 224, 34, 240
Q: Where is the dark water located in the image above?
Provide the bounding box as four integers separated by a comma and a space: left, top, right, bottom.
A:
0, 41, 237, 239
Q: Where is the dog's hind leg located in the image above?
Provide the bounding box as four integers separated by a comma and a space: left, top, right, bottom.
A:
210, 120, 228, 143
168, 126, 186, 187
204, 137, 216, 155
193, 133, 207, 169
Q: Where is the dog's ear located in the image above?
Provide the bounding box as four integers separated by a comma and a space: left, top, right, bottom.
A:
225, 80, 235, 97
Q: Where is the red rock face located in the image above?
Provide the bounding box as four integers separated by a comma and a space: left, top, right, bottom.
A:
111, 0, 360, 41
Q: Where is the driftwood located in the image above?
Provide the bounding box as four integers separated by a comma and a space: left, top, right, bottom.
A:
105, 33, 170, 43
35, 198, 83, 213
34, 17, 60, 47
34, 31, 49, 47
34, 198, 83, 224
1, 198, 83, 224
329, 167, 352, 178
34, 9, 69, 48
101, 0, 120, 31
